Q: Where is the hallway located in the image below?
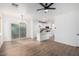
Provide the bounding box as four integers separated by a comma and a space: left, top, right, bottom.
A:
0, 39, 79, 56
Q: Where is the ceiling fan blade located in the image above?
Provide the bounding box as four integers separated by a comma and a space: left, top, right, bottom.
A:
48, 8, 56, 10
37, 8, 44, 11
40, 3, 46, 7
47, 3, 54, 8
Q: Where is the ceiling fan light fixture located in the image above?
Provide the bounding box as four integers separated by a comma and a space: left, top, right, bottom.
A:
44, 9, 48, 13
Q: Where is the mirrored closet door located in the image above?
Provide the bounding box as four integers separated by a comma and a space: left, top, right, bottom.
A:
11, 23, 26, 40
19, 23, 26, 38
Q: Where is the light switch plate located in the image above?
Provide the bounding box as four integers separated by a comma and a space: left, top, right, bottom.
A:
77, 34, 79, 36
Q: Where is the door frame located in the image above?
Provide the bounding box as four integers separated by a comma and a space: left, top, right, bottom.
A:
0, 15, 3, 48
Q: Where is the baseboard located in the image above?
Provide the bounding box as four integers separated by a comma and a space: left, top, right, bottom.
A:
75, 45, 79, 48
54, 39, 76, 47
26, 37, 32, 39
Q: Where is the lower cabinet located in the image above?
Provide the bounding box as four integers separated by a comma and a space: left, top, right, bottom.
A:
40, 32, 51, 41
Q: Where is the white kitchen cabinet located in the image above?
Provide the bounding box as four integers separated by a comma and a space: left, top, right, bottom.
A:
40, 31, 53, 41
40, 32, 49, 41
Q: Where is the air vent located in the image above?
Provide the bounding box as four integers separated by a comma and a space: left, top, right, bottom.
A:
12, 3, 18, 7
39, 21, 47, 23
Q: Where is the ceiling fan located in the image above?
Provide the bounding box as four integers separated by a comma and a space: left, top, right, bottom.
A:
37, 3, 56, 12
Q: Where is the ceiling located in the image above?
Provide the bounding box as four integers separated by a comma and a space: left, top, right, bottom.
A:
23, 3, 56, 23
0, 3, 56, 23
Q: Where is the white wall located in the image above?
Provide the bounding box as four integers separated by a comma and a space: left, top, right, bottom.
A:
75, 5, 79, 47
0, 14, 3, 47
0, 33, 3, 48
54, 3, 79, 46
0, 3, 33, 41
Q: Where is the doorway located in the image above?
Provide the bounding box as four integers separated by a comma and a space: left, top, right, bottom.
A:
11, 23, 26, 40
